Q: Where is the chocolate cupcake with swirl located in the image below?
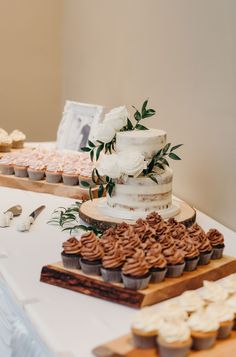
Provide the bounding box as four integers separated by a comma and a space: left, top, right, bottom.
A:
206, 228, 225, 259
120, 230, 141, 258
163, 245, 186, 277
188, 225, 213, 265
61, 236, 82, 269
122, 249, 151, 290
80, 231, 104, 275
146, 212, 163, 230
146, 243, 167, 283
114, 222, 131, 239
101, 241, 125, 282
133, 218, 149, 241
181, 237, 200, 271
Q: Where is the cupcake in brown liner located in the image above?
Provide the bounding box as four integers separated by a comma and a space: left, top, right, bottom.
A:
158, 233, 174, 251
179, 291, 205, 316
0, 155, 15, 175
206, 302, 234, 339
188, 310, 219, 350
62, 167, 79, 186
206, 228, 225, 259
9, 130, 26, 148
101, 241, 125, 282
157, 321, 192, 357
188, 225, 212, 265
14, 158, 29, 177
167, 218, 187, 240
80, 231, 104, 275
146, 211, 163, 230
45, 163, 63, 183
131, 308, 164, 349
160, 302, 188, 322
114, 222, 131, 239
61, 237, 82, 269
133, 218, 149, 241
0, 135, 12, 152
27, 161, 46, 181
141, 234, 160, 253
163, 245, 185, 277
181, 237, 199, 271
200, 280, 229, 304
146, 244, 167, 283
100, 228, 117, 253
155, 220, 169, 238
122, 249, 151, 290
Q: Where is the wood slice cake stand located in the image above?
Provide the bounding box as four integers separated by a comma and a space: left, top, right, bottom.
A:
79, 198, 196, 231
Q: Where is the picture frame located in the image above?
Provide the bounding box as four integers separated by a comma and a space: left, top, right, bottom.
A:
56, 100, 104, 151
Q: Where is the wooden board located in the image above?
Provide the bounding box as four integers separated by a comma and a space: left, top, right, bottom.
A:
0, 174, 98, 200
40, 256, 236, 309
92, 331, 236, 357
79, 198, 196, 231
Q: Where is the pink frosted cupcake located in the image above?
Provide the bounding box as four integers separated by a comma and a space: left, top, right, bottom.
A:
27, 161, 46, 181
14, 157, 30, 177
62, 166, 79, 186
45, 163, 63, 183
0, 154, 16, 175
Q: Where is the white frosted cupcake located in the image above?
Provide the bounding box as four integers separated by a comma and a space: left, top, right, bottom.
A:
160, 302, 188, 322
222, 274, 236, 295
226, 294, 236, 330
200, 280, 228, 304
0, 135, 12, 152
178, 290, 205, 315
188, 310, 219, 350
157, 321, 192, 357
27, 161, 46, 180
9, 130, 26, 148
206, 302, 234, 339
0, 154, 15, 174
0, 128, 8, 136
131, 308, 164, 349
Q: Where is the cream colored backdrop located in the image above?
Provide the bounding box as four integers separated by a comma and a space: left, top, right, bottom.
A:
62, 0, 236, 231
0, 0, 62, 141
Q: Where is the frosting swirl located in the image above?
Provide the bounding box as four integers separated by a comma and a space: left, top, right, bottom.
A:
201, 280, 228, 302
163, 245, 185, 265
120, 231, 141, 257
122, 249, 149, 277
81, 231, 104, 261
102, 241, 124, 269
158, 233, 174, 250
146, 247, 167, 269
206, 302, 234, 323
206, 228, 224, 247
146, 211, 163, 230
188, 310, 219, 332
182, 237, 199, 259
133, 219, 149, 240
179, 291, 204, 313
114, 222, 131, 238
159, 321, 190, 343
62, 237, 81, 254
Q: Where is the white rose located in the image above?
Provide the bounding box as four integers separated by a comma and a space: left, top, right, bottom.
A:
93, 123, 116, 144
104, 106, 129, 131
118, 152, 147, 177
96, 154, 121, 179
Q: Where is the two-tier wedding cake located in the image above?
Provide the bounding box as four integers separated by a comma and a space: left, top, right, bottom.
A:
82, 101, 182, 220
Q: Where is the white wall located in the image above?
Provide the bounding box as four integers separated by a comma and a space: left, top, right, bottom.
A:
62, 0, 236, 231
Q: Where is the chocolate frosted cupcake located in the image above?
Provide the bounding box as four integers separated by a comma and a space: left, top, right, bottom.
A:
167, 218, 186, 240
206, 228, 224, 259
119, 230, 141, 258
182, 237, 200, 271
146, 244, 167, 283
61, 237, 82, 269
101, 241, 125, 282
122, 249, 151, 290
133, 218, 149, 240
80, 231, 104, 275
100, 228, 117, 253
158, 233, 174, 251
146, 211, 163, 230
188, 224, 212, 265
163, 246, 185, 278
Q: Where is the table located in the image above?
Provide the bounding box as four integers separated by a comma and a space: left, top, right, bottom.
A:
0, 186, 235, 357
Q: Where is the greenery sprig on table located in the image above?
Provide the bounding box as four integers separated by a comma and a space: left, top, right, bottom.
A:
47, 201, 102, 235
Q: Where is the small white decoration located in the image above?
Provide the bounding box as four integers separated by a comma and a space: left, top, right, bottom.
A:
17, 216, 34, 232
96, 154, 121, 179
93, 123, 116, 144
118, 152, 147, 177
103, 106, 129, 131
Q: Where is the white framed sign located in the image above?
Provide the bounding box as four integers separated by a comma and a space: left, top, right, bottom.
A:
56, 101, 104, 151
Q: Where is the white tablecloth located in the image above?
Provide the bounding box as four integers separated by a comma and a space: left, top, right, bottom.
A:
0, 186, 235, 357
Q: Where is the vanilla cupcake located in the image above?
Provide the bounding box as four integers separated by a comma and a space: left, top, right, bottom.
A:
131, 308, 164, 349
0, 154, 15, 174
226, 294, 236, 330
27, 160, 46, 180
188, 310, 219, 350
200, 280, 228, 304
9, 130, 26, 148
157, 321, 192, 357
46, 162, 63, 183
206, 302, 234, 339
179, 291, 205, 316
160, 302, 188, 323
222, 274, 236, 295
14, 157, 29, 177
0, 135, 12, 152
0, 128, 8, 136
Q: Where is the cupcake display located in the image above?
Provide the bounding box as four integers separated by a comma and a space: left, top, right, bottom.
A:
80, 231, 104, 275
61, 237, 82, 269
101, 241, 124, 282
27, 161, 46, 181
163, 245, 185, 278
206, 228, 225, 259
179, 291, 205, 316
146, 244, 167, 283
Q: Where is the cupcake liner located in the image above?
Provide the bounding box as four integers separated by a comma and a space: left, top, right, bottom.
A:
150, 267, 167, 283
184, 257, 199, 272
46, 172, 62, 183
233, 317, 236, 330
28, 169, 45, 181
191, 332, 217, 350
121, 273, 151, 290
166, 262, 185, 278
0, 145, 11, 152
100, 267, 122, 283
198, 251, 212, 265
0, 165, 14, 175
61, 253, 81, 269
211, 246, 224, 260
62, 174, 79, 186
132, 332, 157, 349
217, 321, 233, 339
12, 140, 24, 149
14, 167, 28, 177
157, 337, 192, 357
80, 258, 102, 276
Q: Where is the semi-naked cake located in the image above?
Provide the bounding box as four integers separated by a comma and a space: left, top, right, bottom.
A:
102, 129, 180, 220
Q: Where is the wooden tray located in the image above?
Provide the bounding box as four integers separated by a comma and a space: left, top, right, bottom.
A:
93, 331, 236, 357
79, 198, 196, 230
0, 174, 98, 200
40, 256, 236, 309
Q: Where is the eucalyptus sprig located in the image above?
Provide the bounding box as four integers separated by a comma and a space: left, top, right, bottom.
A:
143, 143, 183, 183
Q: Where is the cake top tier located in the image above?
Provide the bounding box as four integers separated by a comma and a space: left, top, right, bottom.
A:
116, 128, 166, 159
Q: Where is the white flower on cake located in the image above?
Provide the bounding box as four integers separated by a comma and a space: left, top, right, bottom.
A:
96, 154, 121, 179
104, 106, 129, 131
93, 123, 116, 144
118, 152, 147, 178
